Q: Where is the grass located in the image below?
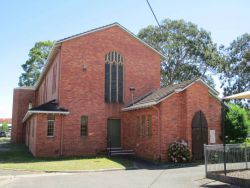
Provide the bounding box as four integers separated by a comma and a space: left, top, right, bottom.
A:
0, 142, 133, 171
0, 137, 10, 144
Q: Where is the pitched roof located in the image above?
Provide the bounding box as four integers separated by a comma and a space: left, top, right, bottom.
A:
56, 23, 165, 58
35, 23, 166, 89
122, 78, 220, 111
22, 100, 69, 123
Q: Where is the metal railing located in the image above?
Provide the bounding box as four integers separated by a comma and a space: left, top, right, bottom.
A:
204, 144, 250, 187
204, 144, 249, 175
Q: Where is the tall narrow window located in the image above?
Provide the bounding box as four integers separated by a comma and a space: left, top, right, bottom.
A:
142, 115, 146, 137
148, 115, 152, 138
136, 116, 140, 137
47, 114, 55, 137
105, 51, 124, 103
80, 116, 88, 136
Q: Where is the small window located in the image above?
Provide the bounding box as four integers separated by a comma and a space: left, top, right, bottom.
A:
147, 115, 152, 138
141, 115, 146, 137
47, 114, 55, 137
81, 116, 88, 136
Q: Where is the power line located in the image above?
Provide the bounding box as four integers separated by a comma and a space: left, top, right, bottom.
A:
146, 0, 161, 29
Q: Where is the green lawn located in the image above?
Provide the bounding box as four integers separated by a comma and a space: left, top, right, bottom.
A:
0, 137, 10, 144
0, 142, 133, 171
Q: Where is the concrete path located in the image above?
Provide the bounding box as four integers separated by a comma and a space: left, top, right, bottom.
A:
0, 165, 239, 188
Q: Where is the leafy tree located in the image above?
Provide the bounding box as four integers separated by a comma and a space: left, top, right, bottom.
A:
225, 104, 249, 143
18, 41, 53, 86
1, 122, 8, 133
138, 19, 222, 86
245, 51, 250, 61
219, 34, 250, 107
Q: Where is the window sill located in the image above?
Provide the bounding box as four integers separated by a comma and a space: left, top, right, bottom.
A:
80, 136, 88, 139
47, 136, 55, 138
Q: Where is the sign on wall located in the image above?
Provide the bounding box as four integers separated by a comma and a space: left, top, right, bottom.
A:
210, 130, 216, 144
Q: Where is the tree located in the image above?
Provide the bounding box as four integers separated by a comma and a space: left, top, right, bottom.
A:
225, 104, 249, 143
138, 19, 222, 86
1, 122, 8, 133
18, 41, 53, 86
219, 34, 250, 107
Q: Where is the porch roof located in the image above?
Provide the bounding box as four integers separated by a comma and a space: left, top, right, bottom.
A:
223, 91, 250, 99
122, 78, 220, 111
22, 100, 69, 123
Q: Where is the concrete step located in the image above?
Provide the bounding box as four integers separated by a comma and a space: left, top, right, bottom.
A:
111, 152, 135, 156
111, 149, 134, 153
107, 147, 122, 151
107, 148, 135, 156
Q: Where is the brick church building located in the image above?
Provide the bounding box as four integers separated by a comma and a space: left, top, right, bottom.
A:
12, 23, 221, 161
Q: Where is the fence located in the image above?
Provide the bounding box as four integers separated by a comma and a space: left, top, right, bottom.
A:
204, 144, 250, 187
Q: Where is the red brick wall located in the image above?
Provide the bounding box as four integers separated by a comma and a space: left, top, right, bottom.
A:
34, 114, 63, 157
121, 82, 221, 162
208, 94, 222, 144
122, 107, 161, 161
25, 115, 37, 155
159, 82, 222, 161
0, 118, 12, 124
57, 25, 161, 156
11, 88, 35, 143
185, 82, 222, 146
159, 92, 185, 160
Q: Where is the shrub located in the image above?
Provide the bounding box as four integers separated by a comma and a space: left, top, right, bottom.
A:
168, 141, 190, 163
225, 104, 249, 143
245, 138, 250, 146
210, 152, 219, 163
1, 122, 8, 133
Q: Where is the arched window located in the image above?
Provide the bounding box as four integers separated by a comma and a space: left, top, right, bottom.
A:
105, 51, 124, 103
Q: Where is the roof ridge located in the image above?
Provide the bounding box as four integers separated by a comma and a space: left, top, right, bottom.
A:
56, 22, 119, 43
160, 77, 200, 89
122, 77, 219, 111
127, 89, 156, 107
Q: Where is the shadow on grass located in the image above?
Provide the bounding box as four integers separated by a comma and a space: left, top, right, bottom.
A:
109, 155, 203, 171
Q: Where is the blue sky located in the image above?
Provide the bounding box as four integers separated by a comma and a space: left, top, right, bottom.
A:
0, 0, 249, 118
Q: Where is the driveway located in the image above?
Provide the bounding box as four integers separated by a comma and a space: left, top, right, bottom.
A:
0, 164, 239, 188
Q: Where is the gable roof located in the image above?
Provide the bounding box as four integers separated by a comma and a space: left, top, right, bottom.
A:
122, 78, 220, 111
56, 23, 165, 58
34, 23, 166, 89
22, 100, 69, 123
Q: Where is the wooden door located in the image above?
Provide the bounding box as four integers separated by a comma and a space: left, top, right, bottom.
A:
192, 111, 208, 160
107, 119, 121, 148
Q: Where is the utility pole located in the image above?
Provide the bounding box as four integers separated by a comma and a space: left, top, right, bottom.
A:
146, 0, 161, 30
